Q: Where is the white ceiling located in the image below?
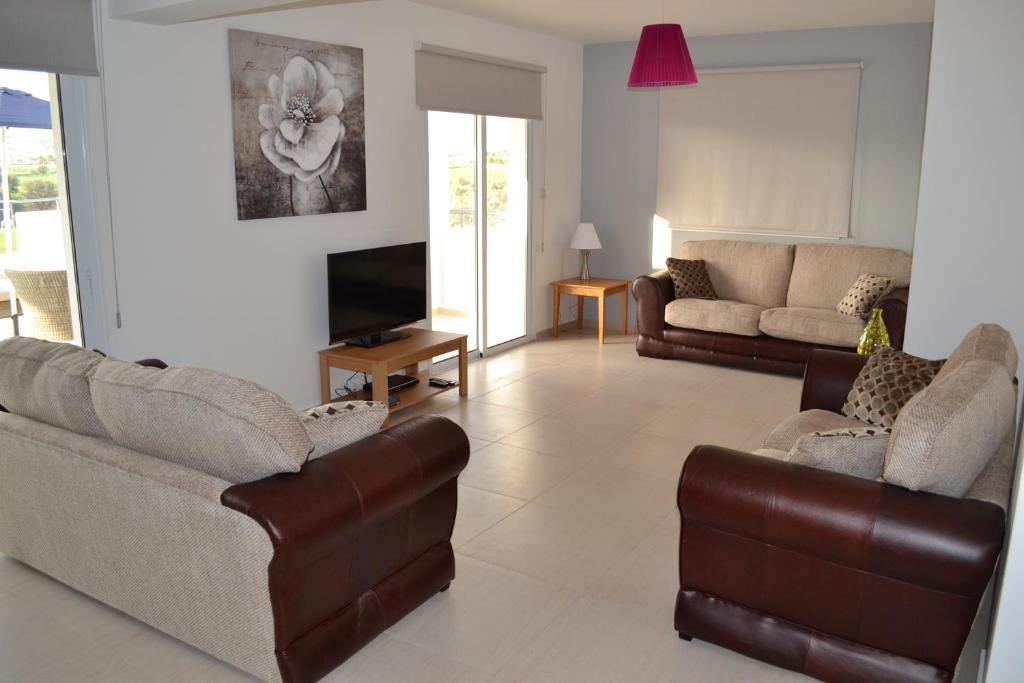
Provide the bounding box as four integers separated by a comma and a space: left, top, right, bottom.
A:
410, 0, 935, 43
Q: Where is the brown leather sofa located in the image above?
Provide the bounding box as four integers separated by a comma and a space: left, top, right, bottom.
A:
224, 415, 469, 683
634, 241, 911, 376
674, 349, 1008, 683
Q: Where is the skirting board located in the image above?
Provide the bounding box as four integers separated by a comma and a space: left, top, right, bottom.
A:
535, 319, 638, 339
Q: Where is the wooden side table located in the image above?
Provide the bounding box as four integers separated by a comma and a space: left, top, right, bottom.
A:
318, 328, 468, 425
550, 277, 631, 344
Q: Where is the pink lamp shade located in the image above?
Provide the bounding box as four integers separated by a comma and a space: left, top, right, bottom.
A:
627, 24, 698, 88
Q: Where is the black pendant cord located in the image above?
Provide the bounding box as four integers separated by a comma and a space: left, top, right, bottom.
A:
289, 176, 296, 215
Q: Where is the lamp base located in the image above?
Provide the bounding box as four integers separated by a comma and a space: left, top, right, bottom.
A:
580, 250, 591, 281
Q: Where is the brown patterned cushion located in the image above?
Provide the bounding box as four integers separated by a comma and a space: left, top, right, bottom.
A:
665, 258, 717, 300
836, 273, 894, 318
842, 347, 944, 431
301, 400, 388, 459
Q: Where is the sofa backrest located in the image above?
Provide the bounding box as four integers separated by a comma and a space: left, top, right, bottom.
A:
936, 323, 1018, 382
0, 336, 109, 438
786, 244, 912, 310
679, 240, 794, 308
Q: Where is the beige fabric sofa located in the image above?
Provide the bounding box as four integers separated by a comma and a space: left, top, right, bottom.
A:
0, 338, 470, 683
634, 240, 913, 375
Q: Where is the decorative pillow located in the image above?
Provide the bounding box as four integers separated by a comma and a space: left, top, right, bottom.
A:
836, 273, 894, 318
788, 427, 889, 479
884, 360, 1016, 497
90, 359, 313, 483
842, 347, 944, 431
301, 401, 388, 459
665, 258, 717, 300
0, 336, 109, 437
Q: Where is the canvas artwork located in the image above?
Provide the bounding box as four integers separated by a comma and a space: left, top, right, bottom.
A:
229, 29, 366, 220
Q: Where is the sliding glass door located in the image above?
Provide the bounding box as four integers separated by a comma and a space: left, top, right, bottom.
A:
428, 111, 529, 357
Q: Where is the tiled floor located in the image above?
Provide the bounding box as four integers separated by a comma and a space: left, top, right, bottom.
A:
0, 330, 809, 682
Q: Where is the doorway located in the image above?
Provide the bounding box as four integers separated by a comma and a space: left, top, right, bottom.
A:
428, 111, 530, 360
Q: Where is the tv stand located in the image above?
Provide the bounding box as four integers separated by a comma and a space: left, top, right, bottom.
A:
318, 329, 468, 426
343, 329, 412, 348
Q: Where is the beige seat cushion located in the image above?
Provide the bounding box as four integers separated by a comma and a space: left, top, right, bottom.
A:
679, 241, 794, 308
758, 307, 865, 347
90, 359, 313, 483
787, 244, 912, 309
0, 337, 109, 438
762, 409, 869, 451
935, 323, 1018, 382
664, 298, 764, 337
884, 360, 1016, 497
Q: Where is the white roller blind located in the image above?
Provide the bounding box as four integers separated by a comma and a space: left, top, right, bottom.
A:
416, 44, 545, 120
0, 0, 99, 76
657, 63, 861, 238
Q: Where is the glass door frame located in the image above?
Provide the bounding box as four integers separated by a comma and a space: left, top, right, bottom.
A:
426, 111, 535, 370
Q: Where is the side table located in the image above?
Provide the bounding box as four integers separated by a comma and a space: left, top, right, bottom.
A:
550, 277, 631, 344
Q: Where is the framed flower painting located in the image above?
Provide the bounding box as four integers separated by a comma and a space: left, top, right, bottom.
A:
228, 29, 367, 220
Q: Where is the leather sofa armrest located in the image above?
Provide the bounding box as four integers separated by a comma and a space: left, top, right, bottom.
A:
222, 415, 470, 570
877, 287, 910, 350
799, 349, 869, 413
632, 271, 674, 339
679, 445, 1005, 596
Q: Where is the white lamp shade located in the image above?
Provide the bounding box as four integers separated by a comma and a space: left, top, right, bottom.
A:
570, 222, 602, 250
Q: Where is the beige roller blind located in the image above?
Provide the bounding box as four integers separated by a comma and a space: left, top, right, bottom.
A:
657, 63, 862, 238
0, 0, 99, 76
416, 44, 545, 120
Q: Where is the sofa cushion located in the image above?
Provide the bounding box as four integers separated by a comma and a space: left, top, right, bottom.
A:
90, 359, 312, 483
836, 273, 895, 319
842, 347, 944, 431
302, 400, 387, 459
884, 360, 1016, 497
664, 299, 764, 337
935, 323, 1018, 382
789, 426, 889, 479
679, 241, 794, 308
758, 307, 865, 347
787, 244, 912, 310
762, 409, 869, 451
0, 336, 109, 438
665, 258, 717, 300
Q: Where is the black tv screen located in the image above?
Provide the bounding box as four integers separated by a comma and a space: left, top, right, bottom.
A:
328, 242, 427, 344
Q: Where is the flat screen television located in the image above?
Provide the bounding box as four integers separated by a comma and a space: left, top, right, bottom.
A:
328, 241, 427, 347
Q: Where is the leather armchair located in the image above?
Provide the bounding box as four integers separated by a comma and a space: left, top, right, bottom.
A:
675, 351, 1006, 683
223, 415, 469, 683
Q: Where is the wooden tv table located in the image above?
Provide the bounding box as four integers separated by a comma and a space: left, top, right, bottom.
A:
318, 328, 468, 423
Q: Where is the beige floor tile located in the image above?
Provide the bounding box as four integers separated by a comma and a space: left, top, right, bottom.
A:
590, 512, 680, 610
598, 431, 693, 481
387, 556, 578, 675
459, 443, 588, 501
458, 501, 649, 591
474, 379, 580, 416
327, 634, 494, 683
452, 485, 528, 549
499, 414, 629, 460
438, 402, 544, 442
640, 407, 765, 451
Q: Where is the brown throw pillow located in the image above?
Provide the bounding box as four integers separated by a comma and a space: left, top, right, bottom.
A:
842, 347, 944, 431
665, 258, 717, 300
837, 273, 894, 318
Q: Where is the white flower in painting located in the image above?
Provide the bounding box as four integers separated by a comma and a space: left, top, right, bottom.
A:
259, 56, 345, 181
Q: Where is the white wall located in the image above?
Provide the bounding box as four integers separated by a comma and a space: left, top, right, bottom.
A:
580, 24, 932, 327
88, 0, 582, 406
902, 1, 1024, 681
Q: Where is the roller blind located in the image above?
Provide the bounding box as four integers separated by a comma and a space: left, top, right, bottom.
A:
416, 44, 545, 120
657, 63, 861, 238
0, 0, 99, 76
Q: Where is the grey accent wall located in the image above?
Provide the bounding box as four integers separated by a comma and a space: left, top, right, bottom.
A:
579, 23, 932, 326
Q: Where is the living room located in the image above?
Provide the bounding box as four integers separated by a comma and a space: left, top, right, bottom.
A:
0, 1, 1022, 682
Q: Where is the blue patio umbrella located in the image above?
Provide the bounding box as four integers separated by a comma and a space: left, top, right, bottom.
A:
0, 87, 53, 255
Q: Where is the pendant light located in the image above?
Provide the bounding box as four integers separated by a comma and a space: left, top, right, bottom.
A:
627, 0, 697, 88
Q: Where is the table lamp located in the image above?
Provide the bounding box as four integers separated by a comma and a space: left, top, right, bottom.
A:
570, 222, 602, 281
